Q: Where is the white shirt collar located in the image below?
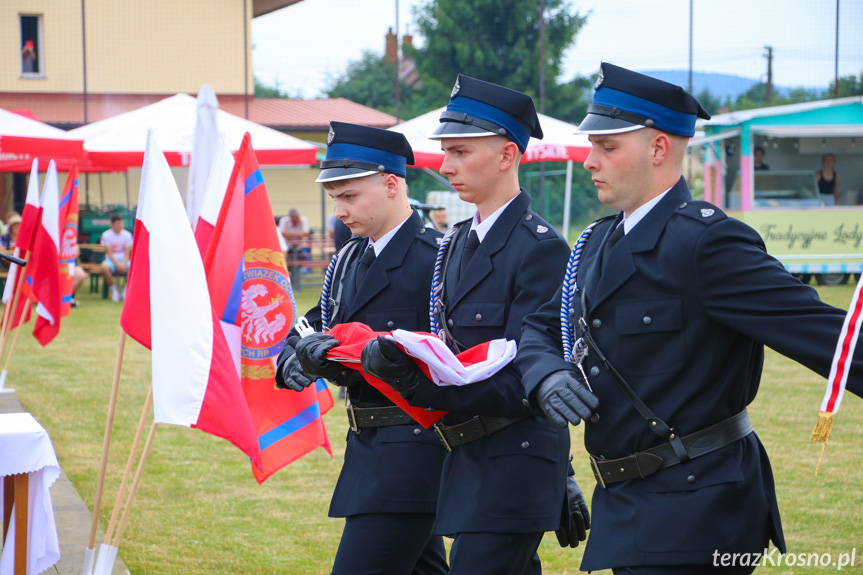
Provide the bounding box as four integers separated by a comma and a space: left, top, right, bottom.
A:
622, 188, 671, 234
470, 194, 519, 242
368, 212, 412, 256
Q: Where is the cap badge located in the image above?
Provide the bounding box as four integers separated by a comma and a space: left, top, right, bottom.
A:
700, 208, 715, 218
594, 68, 604, 90
450, 78, 461, 99
327, 126, 335, 145
536, 225, 548, 234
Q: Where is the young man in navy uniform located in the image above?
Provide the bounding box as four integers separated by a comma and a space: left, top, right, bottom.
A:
275, 122, 447, 575
517, 63, 863, 574
361, 75, 588, 575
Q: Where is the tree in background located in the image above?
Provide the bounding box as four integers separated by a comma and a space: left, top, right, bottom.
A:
829, 71, 863, 98
410, 0, 590, 123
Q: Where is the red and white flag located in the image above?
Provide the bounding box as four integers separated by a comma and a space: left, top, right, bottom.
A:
2, 158, 41, 328
193, 134, 233, 258
21, 161, 61, 346
120, 130, 262, 469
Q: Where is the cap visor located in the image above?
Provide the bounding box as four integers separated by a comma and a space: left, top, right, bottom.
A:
429, 121, 497, 140
315, 168, 378, 183
575, 113, 646, 135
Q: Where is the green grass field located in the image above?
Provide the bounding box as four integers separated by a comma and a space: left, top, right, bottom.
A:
7, 283, 862, 574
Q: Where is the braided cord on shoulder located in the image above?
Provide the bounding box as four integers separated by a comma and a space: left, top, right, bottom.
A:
319, 251, 340, 331
429, 226, 458, 336
561, 221, 602, 361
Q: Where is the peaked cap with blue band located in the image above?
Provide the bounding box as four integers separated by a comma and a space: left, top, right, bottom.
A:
317, 121, 415, 183
429, 74, 542, 152
577, 63, 710, 138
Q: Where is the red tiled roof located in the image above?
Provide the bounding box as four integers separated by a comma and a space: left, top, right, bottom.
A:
0, 93, 398, 131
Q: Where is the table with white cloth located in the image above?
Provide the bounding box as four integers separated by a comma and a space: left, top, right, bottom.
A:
0, 413, 61, 575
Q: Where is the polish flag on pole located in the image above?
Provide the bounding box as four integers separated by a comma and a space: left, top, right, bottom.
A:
193, 134, 233, 258
2, 158, 41, 328
21, 161, 61, 346
120, 130, 262, 469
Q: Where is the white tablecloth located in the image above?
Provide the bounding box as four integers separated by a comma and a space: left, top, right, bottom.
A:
0, 413, 61, 575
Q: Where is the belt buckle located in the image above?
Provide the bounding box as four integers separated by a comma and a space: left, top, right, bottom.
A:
346, 404, 360, 434
433, 423, 452, 452
589, 455, 607, 489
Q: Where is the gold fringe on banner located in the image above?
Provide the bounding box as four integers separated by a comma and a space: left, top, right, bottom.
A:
811, 411, 834, 475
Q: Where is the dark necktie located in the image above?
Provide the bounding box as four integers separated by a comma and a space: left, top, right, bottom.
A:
600, 223, 625, 273
459, 230, 480, 277
355, 247, 376, 289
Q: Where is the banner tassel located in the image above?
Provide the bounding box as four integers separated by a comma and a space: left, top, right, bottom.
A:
811, 411, 834, 475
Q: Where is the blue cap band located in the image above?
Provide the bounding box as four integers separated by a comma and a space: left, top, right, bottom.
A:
447, 96, 531, 151
325, 143, 407, 177
594, 87, 698, 137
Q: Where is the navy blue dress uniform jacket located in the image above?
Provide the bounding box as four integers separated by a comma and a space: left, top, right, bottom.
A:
518, 178, 863, 570
276, 211, 446, 518
403, 190, 572, 535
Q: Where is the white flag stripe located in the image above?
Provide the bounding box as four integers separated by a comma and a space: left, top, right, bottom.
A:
386, 330, 517, 386
198, 133, 234, 227
143, 131, 215, 427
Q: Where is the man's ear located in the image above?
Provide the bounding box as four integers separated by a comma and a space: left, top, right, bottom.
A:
650, 132, 672, 165
384, 173, 400, 198
499, 140, 519, 171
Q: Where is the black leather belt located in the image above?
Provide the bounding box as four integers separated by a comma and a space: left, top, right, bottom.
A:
347, 405, 413, 432
589, 410, 754, 488
433, 415, 526, 451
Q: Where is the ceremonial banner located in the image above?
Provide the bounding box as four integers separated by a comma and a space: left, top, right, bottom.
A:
204, 132, 331, 483
58, 164, 80, 316
121, 131, 262, 468
21, 161, 60, 346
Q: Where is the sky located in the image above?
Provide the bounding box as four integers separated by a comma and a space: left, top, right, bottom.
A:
252, 0, 863, 100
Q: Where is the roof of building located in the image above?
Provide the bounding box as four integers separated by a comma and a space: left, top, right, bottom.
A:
0, 93, 398, 132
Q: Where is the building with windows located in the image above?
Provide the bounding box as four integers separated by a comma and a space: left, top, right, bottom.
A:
0, 0, 397, 229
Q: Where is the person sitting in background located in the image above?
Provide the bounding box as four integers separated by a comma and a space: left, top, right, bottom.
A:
753, 146, 770, 170
100, 215, 133, 302
279, 208, 311, 275
428, 207, 449, 233
0, 212, 21, 250
70, 245, 90, 308
816, 153, 840, 206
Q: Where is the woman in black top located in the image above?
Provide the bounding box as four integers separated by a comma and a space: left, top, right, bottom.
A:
816, 153, 840, 205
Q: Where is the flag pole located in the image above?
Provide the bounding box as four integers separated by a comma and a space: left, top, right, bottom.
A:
93, 422, 158, 575
102, 386, 153, 545
84, 331, 126, 575
0, 252, 30, 388
0, 315, 26, 381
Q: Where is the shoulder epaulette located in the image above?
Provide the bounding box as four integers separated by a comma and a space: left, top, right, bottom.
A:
674, 201, 727, 225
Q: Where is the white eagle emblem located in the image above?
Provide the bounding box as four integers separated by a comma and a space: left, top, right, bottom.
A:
536, 225, 548, 234
327, 126, 335, 145
594, 68, 605, 90
700, 208, 715, 218
240, 284, 287, 345
451, 78, 461, 98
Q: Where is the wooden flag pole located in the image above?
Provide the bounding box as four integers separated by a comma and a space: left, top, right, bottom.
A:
86, 332, 127, 554
0, 253, 29, 367
1, 314, 25, 374
111, 421, 158, 548
103, 386, 153, 545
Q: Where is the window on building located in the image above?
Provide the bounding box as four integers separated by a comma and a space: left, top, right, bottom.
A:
20, 14, 43, 77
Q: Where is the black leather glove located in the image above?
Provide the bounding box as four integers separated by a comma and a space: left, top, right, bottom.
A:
536, 369, 599, 428
555, 475, 590, 548
294, 332, 342, 380
275, 353, 315, 392
361, 335, 421, 394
